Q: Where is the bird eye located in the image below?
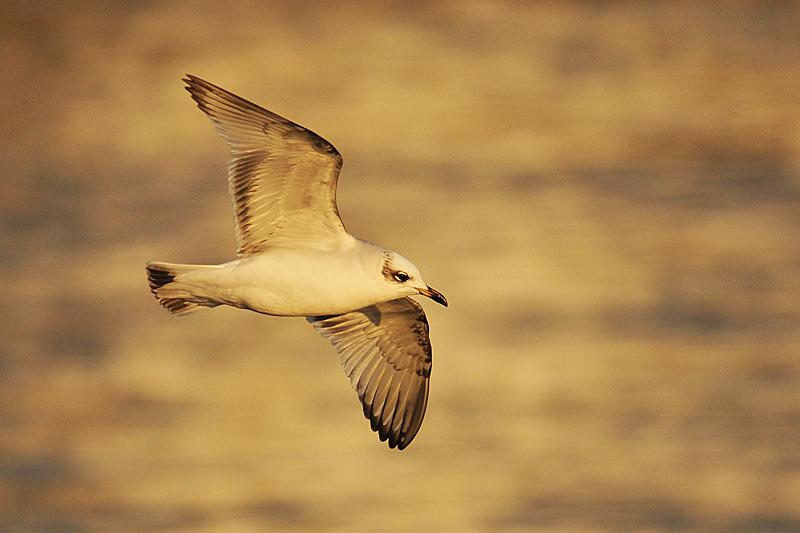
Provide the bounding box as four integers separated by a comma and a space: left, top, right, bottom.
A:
393, 271, 409, 283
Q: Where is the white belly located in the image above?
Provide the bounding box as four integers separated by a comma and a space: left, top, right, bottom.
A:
203, 247, 384, 316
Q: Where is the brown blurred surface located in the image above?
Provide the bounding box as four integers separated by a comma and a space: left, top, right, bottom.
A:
2, 1, 800, 531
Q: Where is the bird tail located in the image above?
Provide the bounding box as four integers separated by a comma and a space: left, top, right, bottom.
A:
146, 261, 221, 315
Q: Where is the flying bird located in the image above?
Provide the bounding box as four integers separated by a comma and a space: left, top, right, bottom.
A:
146, 75, 447, 450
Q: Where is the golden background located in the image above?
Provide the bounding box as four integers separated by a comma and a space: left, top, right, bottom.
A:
2, 1, 799, 531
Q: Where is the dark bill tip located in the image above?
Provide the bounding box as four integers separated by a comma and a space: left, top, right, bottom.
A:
418, 286, 448, 307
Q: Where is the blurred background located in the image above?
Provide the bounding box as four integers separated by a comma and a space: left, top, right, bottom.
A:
2, 1, 799, 531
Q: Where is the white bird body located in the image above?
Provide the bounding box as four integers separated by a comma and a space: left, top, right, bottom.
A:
166, 237, 416, 317
146, 75, 446, 449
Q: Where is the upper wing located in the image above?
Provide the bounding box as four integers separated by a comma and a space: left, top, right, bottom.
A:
184, 75, 348, 255
307, 298, 433, 450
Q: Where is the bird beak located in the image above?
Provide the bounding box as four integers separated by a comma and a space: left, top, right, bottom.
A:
418, 285, 448, 307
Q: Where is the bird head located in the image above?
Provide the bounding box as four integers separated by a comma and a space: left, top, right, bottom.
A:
380, 250, 447, 307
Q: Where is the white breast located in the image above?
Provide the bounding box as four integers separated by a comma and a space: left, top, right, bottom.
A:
214, 243, 386, 316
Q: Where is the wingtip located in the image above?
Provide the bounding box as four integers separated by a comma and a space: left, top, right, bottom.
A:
183, 74, 201, 91
388, 434, 402, 450
182, 76, 212, 110
183, 74, 213, 95
183, 77, 197, 97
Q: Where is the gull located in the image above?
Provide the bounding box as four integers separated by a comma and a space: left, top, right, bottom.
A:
146, 75, 447, 450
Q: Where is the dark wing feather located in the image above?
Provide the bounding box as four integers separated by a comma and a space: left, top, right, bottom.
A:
307, 298, 433, 450
184, 75, 347, 254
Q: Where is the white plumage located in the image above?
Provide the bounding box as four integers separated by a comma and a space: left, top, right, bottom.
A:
146, 76, 446, 449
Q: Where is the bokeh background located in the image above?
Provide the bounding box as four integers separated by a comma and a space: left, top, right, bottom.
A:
2, 1, 799, 531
